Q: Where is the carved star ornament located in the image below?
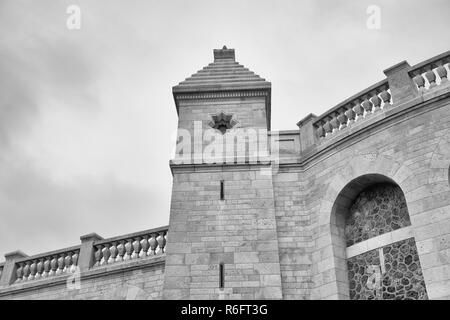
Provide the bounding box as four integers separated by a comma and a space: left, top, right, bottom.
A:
208, 111, 238, 134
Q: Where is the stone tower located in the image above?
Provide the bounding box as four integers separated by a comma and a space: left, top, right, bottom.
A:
162, 46, 283, 299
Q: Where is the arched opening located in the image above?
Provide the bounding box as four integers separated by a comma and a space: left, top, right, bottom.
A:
331, 174, 428, 300
345, 183, 411, 247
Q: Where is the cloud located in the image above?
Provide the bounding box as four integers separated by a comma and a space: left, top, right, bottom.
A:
0, 1, 100, 149
0, 1, 169, 258
0, 58, 39, 149
0, 153, 167, 257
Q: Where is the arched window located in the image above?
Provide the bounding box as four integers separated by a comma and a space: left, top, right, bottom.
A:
345, 184, 410, 246
345, 183, 428, 300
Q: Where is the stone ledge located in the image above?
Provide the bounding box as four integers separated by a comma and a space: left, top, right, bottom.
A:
94, 226, 169, 246
170, 161, 274, 173
14, 245, 81, 264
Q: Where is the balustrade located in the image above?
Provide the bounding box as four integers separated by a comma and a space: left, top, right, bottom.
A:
309, 52, 450, 142
92, 228, 167, 267
3, 226, 168, 284
14, 249, 79, 283
314, 80, 392, 139
409, 51, 450, 91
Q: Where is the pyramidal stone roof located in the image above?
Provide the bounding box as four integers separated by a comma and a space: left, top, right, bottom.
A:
172, 46, 271, 93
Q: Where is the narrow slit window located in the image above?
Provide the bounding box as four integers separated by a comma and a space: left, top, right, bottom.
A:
220, 180, 224, 200
219, 263, 224, 288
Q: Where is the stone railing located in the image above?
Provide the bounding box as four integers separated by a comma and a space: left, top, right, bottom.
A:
297, 50, 450, 156
312, 79, 392, 139
0, 225, 168, 287
409, 51, 449, 91
14, 246, 80, 283
91, 227, 168, 267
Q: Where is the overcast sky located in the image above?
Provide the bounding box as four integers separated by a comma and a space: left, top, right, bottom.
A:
0, 0, 449, 260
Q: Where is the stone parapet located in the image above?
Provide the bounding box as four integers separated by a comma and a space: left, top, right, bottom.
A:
298, 51, 450, 160
0, 226, 168, 295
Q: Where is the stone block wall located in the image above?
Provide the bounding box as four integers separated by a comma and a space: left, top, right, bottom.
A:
272, 169, 312, 299
175, 96, 269, 164
163, 166, 283, 299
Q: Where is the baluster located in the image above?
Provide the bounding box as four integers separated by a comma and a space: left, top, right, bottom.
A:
425, 69, 437, 88
124, 239, 133, 260
102, 244, 111, 265
370, 94, 381, 112
413, 73, 426, 90
353, 101, 364, 120
116, 240, 126, 262
94, 245, 103, 267
36, 258, 44, 279
43, 257, 51, 278
149, 234, 157, 255
141, 235, 150, 258
337, 109, 348, 129
56, 254, 65, 275
361, 98, 373, 115
15, 262, 24, 283
71, 252, 79, 273
344, 106, 356, 125
109, 242, 118, 264
330, 113, 340, 132
64, 252, 72, 273
49, 255, 58, 276
50, 255, 58, 276
29, 260, 37, 280
436, 65, 448, 83
132, 237, 141, 259
316, 123, 325, 138
157, 232, 167, 254
23, 261, 31, 281
323, 118, 333, 136
380, 90, 391, 107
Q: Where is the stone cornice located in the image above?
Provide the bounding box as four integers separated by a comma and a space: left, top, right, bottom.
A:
173, 88, 272, 131
170, 161, 273, 174
174, 90, 269, 100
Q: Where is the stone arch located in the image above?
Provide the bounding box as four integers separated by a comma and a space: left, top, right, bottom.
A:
331, 174, 402, 245
317, 154, 415, 230
314, 154, 418, 299
323, 165, 428, 299
322, 155, 401, 213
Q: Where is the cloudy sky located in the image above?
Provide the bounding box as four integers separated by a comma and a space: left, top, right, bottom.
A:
0, 0, 449, 259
